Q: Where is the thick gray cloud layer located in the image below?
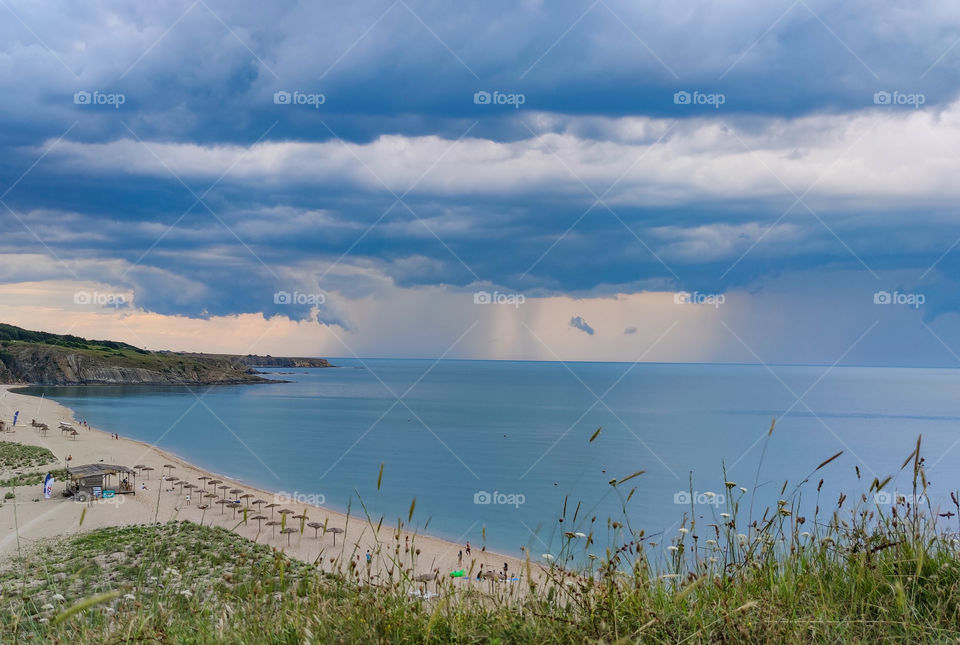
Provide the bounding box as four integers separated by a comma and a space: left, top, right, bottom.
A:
1, 0, 959, 363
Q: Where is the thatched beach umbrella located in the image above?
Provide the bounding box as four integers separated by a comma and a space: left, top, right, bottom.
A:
326, 527, 344, 546
215, 499, 231, 514
133, 464, 146, 476
218, 485, 230, 498
265, 520, 280, 536
207, 479, 222, 492
141, 466, 154, 479
307, 522, 323, 538
251, 514, 267, 530
281, 527, 297, 546
293, 512, 308, 529
228, 502, 241, 519
163, 464, 175, 477
251, 498, 266, 509
414, 572, 436, 583
239, 493, 253, 507
264, 503, 278, 517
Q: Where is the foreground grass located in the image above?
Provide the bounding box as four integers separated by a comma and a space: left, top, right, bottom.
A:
3, 436, 960, 643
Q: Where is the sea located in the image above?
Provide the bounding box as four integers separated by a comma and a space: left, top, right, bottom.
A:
12, 360, 960, 560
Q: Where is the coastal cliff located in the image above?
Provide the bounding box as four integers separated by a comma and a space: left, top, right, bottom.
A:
175, 353, 332, 369
0, 323, 330, 385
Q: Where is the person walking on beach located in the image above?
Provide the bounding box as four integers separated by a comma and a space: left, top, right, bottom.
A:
465, 541, 471, 555
365, 550, 372, 566
458, 550, 463, 567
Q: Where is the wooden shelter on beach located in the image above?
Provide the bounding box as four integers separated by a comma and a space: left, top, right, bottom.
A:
66, 463, 137, 501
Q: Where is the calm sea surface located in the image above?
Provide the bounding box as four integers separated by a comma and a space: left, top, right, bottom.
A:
13, 360, 960, 559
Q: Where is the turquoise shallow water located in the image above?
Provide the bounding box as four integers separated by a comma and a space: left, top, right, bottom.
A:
11, 360, 960, 558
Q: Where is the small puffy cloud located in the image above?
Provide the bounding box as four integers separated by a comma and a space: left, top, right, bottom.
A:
569, 316, 595, 335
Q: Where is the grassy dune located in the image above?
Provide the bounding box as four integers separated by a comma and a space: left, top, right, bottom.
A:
1, 433, 958, 642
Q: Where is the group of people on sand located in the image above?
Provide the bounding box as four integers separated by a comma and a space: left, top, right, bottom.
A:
454, 541, 513, 581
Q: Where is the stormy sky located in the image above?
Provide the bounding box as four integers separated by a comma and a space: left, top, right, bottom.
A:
1, 0, 959, 366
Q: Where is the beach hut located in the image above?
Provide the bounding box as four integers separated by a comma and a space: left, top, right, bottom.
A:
66, 463, 137, 501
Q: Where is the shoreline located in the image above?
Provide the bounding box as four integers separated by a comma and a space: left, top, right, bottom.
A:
0, 385, 538, 590
7, 383, 513, 554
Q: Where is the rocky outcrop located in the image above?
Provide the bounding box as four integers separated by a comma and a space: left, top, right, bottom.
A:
0, 344, 273, 385
178, 353, 333, 369
0, 323, 333, 385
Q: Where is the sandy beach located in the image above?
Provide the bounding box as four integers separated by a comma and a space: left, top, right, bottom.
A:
0, 385, 537, 591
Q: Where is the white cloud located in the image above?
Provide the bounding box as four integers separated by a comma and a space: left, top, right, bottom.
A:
40, 102, 960, 212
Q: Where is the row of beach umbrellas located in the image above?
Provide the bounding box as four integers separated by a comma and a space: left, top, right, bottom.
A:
135, 465, 346, 546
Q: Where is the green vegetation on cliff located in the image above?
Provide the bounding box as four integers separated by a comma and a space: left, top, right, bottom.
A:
0, 323, 297, 385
